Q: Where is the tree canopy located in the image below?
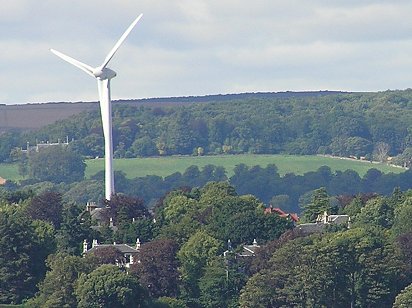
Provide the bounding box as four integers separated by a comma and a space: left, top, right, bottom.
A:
28, 146, 85, 184
4, 90, 412, 164
75, 264, 148, 308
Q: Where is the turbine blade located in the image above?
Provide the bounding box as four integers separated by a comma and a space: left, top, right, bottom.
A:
100, 13, 143, 69
50, 48, 95, 77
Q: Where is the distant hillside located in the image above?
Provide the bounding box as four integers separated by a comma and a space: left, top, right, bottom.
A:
18, 89, 410, 159
3, 89, 411, 166
0, 102, 98, 130
0, 91, 347, 130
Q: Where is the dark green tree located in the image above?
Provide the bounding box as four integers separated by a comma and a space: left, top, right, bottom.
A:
26, 253, 96, 308
0, 131, 20, 163
56, 204, 93, 255
199, 259, 230, 308
239, 237, 310, 307
75, 264, 148, 308
241, 227, 403, 308
198, 181, 237, 206
26, 191, 63, 228
157, 212, 202, 246
392, 196, 412, 237
354, 196, 394, 229
28, 146, 86, 183
302, 187, 333, 222
0, 207, 42, 304
122, 217, 155, 244
31, 220, 57, 285
177, 230, 223, 304
199, 257, 246, 308
131, 136, 158, 157
154, 297, 187, 308
341, 195, 364, 218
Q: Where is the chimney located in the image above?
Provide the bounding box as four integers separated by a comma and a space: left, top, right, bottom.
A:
83, 239, 88, 254
92, 239, 98, 248
323, 211, 328, 224
136, 238, 141, 250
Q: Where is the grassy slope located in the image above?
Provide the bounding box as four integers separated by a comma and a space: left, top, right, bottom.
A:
85, 154, 403, 179
0, 155, 404, 182
0, 164, 23, 181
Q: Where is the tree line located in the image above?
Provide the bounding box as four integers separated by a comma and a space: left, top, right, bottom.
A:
7, 145, 412, 215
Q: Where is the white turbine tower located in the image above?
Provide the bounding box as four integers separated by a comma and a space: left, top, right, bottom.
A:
51, 14, 143, 201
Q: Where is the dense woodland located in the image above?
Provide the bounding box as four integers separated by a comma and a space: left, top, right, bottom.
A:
1, 90, 412, 306
1, 90, 412, 166
1, 181, 412, 307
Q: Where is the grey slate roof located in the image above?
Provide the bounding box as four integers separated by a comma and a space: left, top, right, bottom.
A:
86, 244, 138, 254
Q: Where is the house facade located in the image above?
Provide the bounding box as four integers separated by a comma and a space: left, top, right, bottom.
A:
83, 238, 141, 268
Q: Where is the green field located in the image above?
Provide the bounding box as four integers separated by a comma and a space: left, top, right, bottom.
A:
85, 155, 404, 179
0, 155, 405, 182
0, 163, 23, 181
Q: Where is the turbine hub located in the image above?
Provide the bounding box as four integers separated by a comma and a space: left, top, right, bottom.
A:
93, 67, 117, 80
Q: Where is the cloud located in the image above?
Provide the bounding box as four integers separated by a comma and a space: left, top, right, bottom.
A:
1, 1, 412, 104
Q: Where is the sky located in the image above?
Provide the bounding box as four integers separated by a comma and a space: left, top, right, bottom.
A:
1, 1, 412, 104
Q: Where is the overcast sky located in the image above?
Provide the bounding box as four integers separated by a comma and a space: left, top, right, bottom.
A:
1, 1, 412, 104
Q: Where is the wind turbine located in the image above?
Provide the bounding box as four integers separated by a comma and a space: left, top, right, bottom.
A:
50, 14, 143, 201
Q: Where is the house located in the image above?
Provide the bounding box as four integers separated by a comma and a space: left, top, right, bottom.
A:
81, 201, 118, 231
297, 211, 350, 235
223, 239, 261, 258
264, 205, 299, 223
318, 212, 350, 225
239, 239, 260, 257
21, 138, 70, 155
83, 238, 141, 268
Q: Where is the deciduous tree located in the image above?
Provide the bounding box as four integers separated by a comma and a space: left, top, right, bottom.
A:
393, 283, 412, 307
373, 141, 390, 162
177, 230, 223, 302
26, 191, 63, 228
131, 239, 180, 297
75, 264, 148, 308
28, 146, 86, 183
26, 253, 96, 308
0, 207, 41, 304
302, 187, 333, 222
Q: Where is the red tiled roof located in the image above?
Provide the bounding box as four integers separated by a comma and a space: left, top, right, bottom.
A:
290, 213, 299, 222
264, 206, 299, 222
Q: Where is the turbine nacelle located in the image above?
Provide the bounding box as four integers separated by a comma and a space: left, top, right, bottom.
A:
93, 67, 117, 80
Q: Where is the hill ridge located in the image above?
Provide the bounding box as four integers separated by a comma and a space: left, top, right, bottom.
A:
1, 91, 349, 130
